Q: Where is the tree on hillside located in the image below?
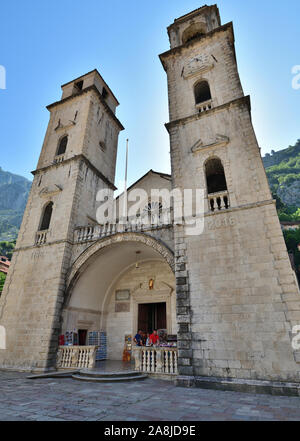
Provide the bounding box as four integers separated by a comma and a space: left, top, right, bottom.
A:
0, 240, 16, 260
0, 272, 6, 295
283, 229, 300, 271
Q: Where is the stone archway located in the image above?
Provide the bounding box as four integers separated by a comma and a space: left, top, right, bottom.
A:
61, 232, 175, 360
66, 232, 175, 301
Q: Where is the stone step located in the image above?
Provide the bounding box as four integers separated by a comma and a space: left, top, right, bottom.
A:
78, 369, 140, 379
27, 370, 80, 379
72, 373, 148, 383
176, 376, 300, 397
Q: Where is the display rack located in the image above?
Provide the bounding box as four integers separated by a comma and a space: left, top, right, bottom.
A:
88, 331, 107, 361
65, 331, 78, 346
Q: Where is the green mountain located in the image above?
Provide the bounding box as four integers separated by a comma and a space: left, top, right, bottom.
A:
0, 167, 31, 241
263, 139, 300, 208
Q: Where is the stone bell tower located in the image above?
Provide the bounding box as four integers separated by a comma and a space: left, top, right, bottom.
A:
0, 70, 123, 371
160, 5, 300, 386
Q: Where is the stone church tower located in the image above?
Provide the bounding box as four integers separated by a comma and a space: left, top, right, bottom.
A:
0, 70, 123, 370
160, 5, 300, 384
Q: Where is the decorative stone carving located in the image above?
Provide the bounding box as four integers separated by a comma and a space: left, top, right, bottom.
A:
183, 54, 214, 79
115, 303, 130, 313
39, 184, 63, 197
115, 290, 130, 301
133, 280, 173, 294
191, 134, 229, 154
55, 118, 76, 131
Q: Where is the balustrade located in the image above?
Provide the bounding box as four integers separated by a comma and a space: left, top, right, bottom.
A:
74, 220, 171, 243
35, 230, 48, 245
196, 99, 213, 113
208, 191, 230, 212
133, 347, 178, 376
56, 345, 97, 369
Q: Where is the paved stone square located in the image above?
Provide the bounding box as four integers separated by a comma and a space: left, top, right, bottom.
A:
0, 371, 300, 421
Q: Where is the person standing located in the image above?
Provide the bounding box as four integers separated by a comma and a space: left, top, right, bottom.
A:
134, 330, 143, 346
145, 333, 151, 347
149, 330, 160, 347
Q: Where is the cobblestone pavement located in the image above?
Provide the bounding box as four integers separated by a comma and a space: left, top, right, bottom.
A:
0, 371, 300, 421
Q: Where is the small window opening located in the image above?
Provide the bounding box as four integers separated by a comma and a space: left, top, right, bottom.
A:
205, 158, 228, 195
182, 23, 207, 45
57, 136, 68, 156
102, 87, 108, 99
186, 32, 205, 43
99, 141, 106, 152
75, 80, 83, 91
195, 81, 212, 105
40, 202, 53, 231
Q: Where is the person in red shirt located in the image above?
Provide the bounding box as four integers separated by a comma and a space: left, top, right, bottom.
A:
149, 330, 160, 346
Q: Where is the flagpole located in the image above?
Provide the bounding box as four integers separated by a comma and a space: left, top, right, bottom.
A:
123, 139, 129, 220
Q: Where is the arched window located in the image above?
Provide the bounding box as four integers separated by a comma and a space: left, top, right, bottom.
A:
57, 136, 68, 156
142, 201, 163, 224
205, 158, 227, 195
40, 202, 53, 231
195, 81, 212, 105
182, 23, 206, 45
205, 159, 229, 211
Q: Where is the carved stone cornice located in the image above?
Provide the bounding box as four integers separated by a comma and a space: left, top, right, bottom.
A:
165, 95, 251, 133
46, 85, 124, 131
31, 154, 117, 191
160, 22, 234, 71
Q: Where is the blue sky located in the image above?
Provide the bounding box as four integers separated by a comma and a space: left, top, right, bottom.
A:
0, 0, 299, 188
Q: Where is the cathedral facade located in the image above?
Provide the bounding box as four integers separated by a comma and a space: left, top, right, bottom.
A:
1, 5, 300, 387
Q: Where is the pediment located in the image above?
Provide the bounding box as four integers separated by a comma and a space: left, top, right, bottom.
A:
132, 280, 174, 297
55, 118, 76, 132
39, 184, 63, 197
191, 134, 229, 154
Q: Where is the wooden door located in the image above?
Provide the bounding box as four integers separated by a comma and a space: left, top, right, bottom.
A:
138, 304, 149, 333
78, 329, 87, 346
156, 303, 166, 330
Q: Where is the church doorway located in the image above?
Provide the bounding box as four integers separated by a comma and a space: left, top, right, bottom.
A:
78, 329, 87, 346
138, 302, 166, 333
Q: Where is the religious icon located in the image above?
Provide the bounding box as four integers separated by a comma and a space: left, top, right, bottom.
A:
149, 279, 154, 290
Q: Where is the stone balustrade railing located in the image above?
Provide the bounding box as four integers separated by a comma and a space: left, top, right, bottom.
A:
56, 345, 97, 369
133, 347, 178, 376
36, 230, 48, 245
208, 191, 230, 212
74, 222, 172, 243
196, 99, 213, 113
54, 154, 65, 164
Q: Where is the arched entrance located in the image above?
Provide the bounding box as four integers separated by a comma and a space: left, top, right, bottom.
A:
63, 233, 175, 361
